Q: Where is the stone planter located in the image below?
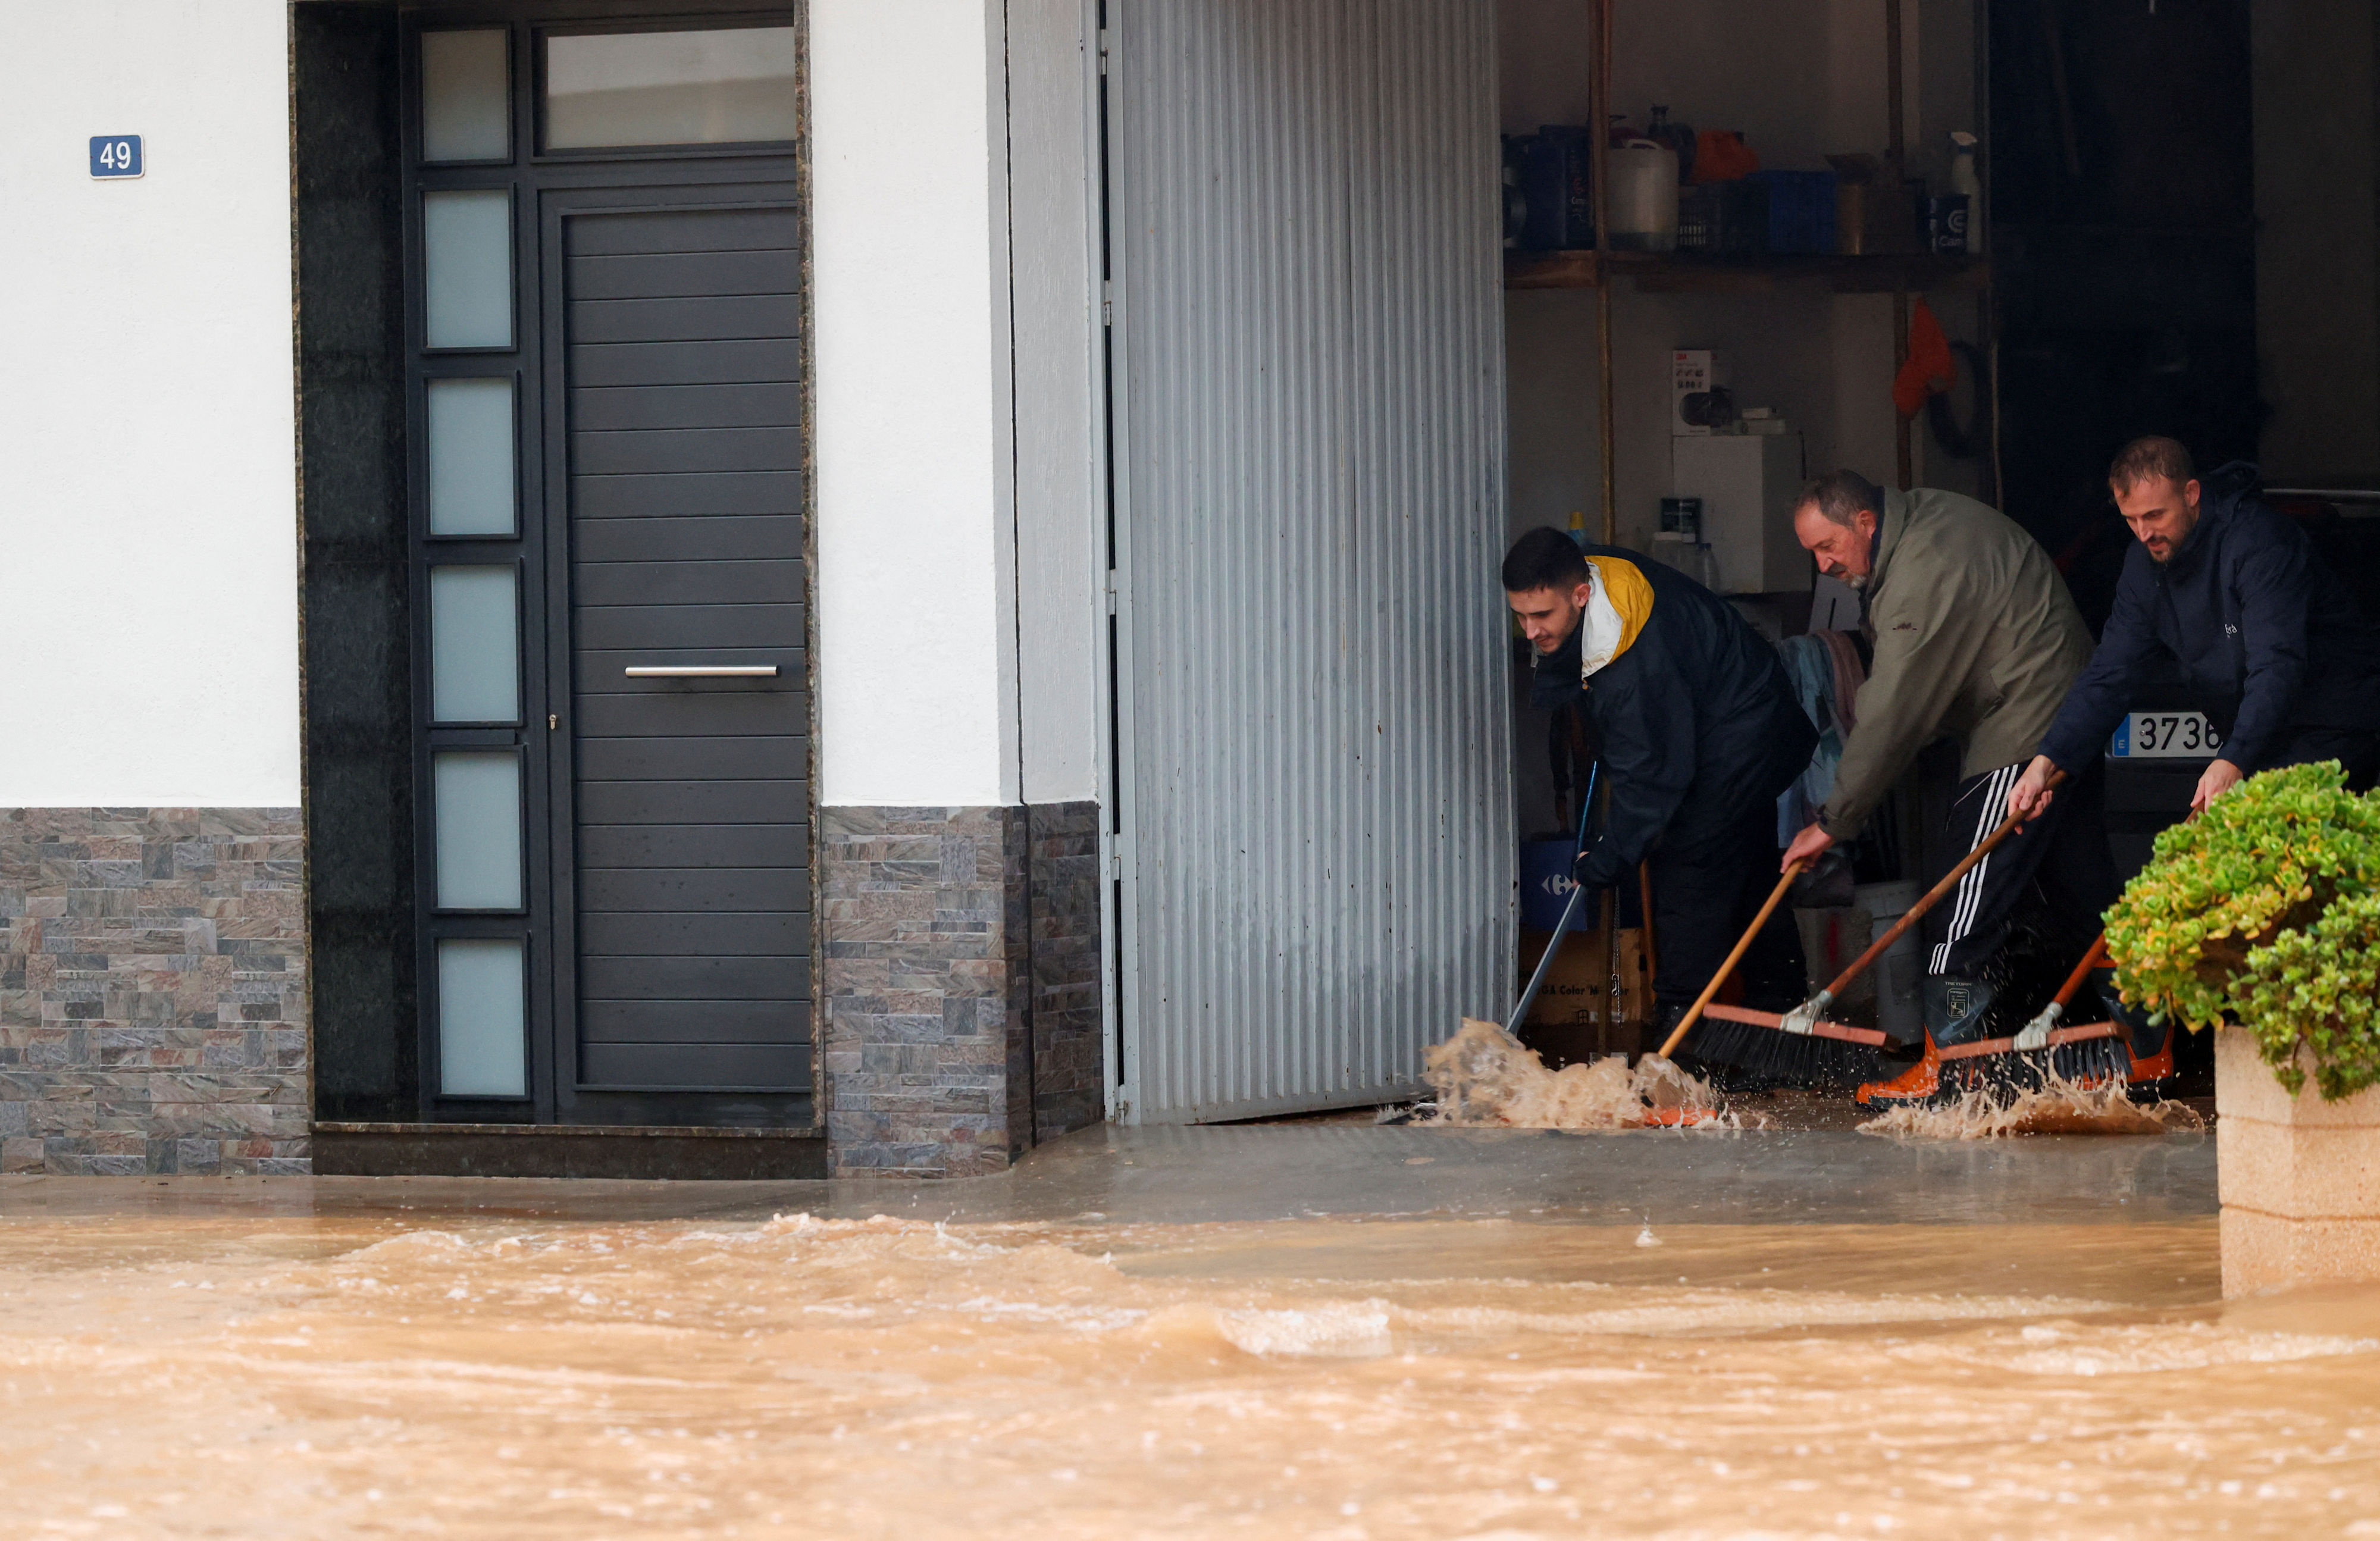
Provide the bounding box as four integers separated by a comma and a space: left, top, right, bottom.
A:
2216, 1026, 2380, 1296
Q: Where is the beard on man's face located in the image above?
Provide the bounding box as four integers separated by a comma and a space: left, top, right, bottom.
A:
1530, 597, 1584, 653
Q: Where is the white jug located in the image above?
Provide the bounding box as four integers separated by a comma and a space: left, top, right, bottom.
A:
1605, 138, 1679, 253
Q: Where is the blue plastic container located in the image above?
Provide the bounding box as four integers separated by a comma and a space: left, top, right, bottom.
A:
1747, 170, 1838, 254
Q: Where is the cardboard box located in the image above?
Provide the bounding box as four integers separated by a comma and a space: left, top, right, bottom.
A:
1515, 925, 1651, 1066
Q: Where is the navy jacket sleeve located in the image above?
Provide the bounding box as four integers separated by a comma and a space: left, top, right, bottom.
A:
2221, 528, 2315, 771
1575, 651, 1696, 889
2038, 555, 2165, 773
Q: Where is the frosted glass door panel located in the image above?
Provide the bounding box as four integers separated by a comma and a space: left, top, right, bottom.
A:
422, 29, 510, 162
544, 28, 799, 148
428, 565, 519, 722
439, 939, 527, 1097
426, 377, 517, 535
423, 190, 514, 349
433, 752, 524, 910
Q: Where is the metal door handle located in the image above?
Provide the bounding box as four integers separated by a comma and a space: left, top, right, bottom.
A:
623, 665, 779, 678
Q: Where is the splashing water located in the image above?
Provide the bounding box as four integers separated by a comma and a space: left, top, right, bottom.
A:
1858, 1070, 2206, 1140
1419, 1018, 1730, 1129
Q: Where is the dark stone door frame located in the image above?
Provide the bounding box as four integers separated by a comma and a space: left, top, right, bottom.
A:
294, 0, 821, 1157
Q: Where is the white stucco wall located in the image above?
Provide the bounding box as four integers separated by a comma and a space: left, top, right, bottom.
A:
811, 0, 1024, 807
0, 1, 300, 807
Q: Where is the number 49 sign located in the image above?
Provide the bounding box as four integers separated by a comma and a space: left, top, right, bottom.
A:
90, 136, 143, 178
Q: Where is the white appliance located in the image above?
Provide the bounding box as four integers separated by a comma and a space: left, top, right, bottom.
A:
1670, 433, 1808, 594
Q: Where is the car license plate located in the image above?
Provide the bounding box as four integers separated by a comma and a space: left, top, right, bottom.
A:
2110, 711, 2224, 758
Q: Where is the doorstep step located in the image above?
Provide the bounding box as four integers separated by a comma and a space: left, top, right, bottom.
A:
312, 1122, 826, 1180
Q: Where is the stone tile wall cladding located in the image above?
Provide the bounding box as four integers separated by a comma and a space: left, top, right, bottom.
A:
0, 803, 1094, 1180
0, 809, 310, 1175
819, 802, 1105, 1178
1026, 801, 1104, 1142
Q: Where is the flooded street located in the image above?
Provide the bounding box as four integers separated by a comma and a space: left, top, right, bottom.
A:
4, 1127, 2376, 1539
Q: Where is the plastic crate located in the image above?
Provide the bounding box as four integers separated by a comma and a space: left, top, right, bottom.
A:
1747, 170, 1838, 254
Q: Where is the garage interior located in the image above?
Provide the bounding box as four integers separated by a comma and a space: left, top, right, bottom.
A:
1477, 0, 2380, 1090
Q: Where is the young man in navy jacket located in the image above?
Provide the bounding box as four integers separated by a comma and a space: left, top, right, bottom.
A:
2010, 437, 2380, 823
1504, 527, 1817, 1045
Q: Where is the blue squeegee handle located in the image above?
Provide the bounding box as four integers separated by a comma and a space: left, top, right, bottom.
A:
1504, 762, 1600, 1036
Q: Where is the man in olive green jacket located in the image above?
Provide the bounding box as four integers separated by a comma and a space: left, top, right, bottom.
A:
1778, 472, 2110, 1076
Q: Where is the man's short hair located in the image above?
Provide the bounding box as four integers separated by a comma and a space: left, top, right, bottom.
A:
1796, 470, 1884, 530
1501, 526, 1592, 593
2109, 436, 2196, 493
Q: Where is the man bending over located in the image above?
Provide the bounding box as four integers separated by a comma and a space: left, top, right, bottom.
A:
1778, 472, 2107, 1096
1504, 527, 1817, 1052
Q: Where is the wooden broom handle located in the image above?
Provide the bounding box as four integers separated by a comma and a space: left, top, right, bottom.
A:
1656, 859, 1806, 1060
1818, 768, 2066, 999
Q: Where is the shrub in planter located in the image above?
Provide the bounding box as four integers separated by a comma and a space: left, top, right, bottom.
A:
2229, 890, 2380, 1101
2102, 760, 2380, 1099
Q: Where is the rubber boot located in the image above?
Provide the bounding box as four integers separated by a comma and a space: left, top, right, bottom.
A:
1856, 976, 1995, 1104
1927, 974, 1999, 1048
1854, 1031, 1940, 1105
2094, 966, 2174, 1084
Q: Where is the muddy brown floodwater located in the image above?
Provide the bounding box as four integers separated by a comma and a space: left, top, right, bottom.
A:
5, 1173, 2379, 1539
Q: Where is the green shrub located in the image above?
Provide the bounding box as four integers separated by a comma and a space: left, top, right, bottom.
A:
2229, 891, 2380, 1101
2103, 761, 2380, 1099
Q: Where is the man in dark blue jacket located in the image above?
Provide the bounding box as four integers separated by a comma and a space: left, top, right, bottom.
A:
1505, 527, 1817, 1039
2011, 438, 2380, 822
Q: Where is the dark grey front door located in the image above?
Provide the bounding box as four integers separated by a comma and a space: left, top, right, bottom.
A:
544, 192, 810, 1126
401, 8, 810, 1129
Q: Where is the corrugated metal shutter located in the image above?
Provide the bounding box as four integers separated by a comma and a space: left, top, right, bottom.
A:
1110, 0, 1511, 1123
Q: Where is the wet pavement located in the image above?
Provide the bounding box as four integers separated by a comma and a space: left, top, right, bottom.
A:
2, 1119, 2221, 1228
4, 1123, 2376, 1538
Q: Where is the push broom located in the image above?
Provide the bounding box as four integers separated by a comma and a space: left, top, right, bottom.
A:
1934, 932, 2175, 1092
1933, 934, 2130, 1088
1921, 791, 2199, 1100
1673, 769, 2072, 1088
1652, 859, 1890, 1087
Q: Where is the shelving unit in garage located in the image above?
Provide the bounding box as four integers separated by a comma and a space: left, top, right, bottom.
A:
1521, 0, 1999, 546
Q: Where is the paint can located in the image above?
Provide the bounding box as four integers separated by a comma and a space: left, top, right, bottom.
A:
1926, 194, 1970, 256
